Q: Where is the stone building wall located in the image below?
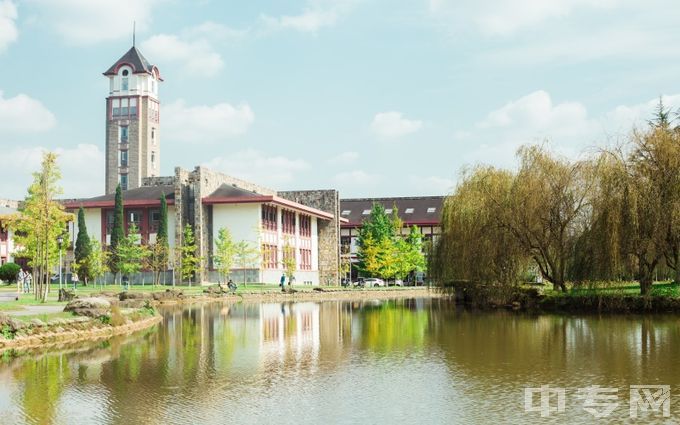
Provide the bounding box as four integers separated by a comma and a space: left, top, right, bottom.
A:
142, 176, 176, 187
278, 190, 341, 286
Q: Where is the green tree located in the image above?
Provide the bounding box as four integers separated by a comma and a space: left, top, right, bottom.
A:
147, 241, 169, 286
11, 152, 72, 301
73, 207, 92, 284
109, 184, 125, 283
282, 238, 297, 284
85, 238, 109, 288
157, 192, 169, 242
116, 224, 149, 288
214, 228, 236, 284
356, 203, 399, 278
180, 224, 200, 285
233, 240, 260, 286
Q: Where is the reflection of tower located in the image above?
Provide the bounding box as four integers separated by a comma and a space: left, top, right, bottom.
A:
103, 45, 162, 193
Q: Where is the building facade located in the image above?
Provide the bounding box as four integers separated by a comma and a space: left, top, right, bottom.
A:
103, 46, 162, 194
339, 196, 444, 280
0, 200, 19, 265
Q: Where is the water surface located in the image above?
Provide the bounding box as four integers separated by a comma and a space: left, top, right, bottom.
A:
1, 299, 679, 424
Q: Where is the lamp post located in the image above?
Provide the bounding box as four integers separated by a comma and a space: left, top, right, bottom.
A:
57, 235, 63, 291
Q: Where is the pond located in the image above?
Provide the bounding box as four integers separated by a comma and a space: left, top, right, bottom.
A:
0, 299, 679, 424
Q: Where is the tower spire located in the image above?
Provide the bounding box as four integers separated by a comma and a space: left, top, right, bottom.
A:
133, 21, 136, 47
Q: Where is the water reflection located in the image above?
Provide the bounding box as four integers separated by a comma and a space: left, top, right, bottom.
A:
1, 300, 680, 424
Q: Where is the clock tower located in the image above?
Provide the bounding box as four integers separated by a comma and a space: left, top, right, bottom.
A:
103, 46, 162, 193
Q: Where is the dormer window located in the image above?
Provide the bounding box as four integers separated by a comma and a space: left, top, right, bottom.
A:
122, 70, 129, 76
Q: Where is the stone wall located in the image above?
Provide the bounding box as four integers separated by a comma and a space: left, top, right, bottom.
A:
277, 190, 341, 286
0, 199, 19, 209
142, 176, 175, 187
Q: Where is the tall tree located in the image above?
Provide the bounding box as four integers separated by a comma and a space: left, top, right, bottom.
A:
85, 238, 108, 288
109, 184, 125, 283
180, 224, 200, 285
11, 152, 72, 301
214, 228, 236, 284
233, 240, 260, 286
74, 207, 92, 285
157, 192, 169, 242
147, 192, 170, 286
116, 223, 149, 288
282, 238, 297, 284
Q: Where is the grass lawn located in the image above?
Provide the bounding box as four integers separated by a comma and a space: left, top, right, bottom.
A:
542, 281, 680, 297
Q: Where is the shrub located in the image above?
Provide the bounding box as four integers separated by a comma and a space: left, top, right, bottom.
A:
0, 263, 21, 283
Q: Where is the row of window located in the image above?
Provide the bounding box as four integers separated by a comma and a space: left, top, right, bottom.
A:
262, 244, 312, 270
261, 205, 312, 236
105, 209, 162, 234
341, 207, 437, 216
300, 249, 312, 270
111, 97, 138, 118
282, 210, 295, 234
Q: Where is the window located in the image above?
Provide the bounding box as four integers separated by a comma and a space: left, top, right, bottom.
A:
405, 208, 414, 214
130, 98, 137, 116
120, 126, 128, 143
262, 244, 278, 269
427, 207, 436, 213
300, 249, 312, 270
106, 210, 115, 234
112, 98, 120, 117
120, 174, 128, 190
149, 209, 160, 233
362, 209, 371, 215
282, 210, 296, 234
119, 150, 128, 167
341, 210, 351, 216
122, 70, 129, 76
122, 77, 129, 91
300, 215, 311, 238
127, 210, 141, 231
121, 98, 129, 116
151, 151, 156, 167
261, 205, 277, 231
385, 208, 393, 214
151, 128, 156, 144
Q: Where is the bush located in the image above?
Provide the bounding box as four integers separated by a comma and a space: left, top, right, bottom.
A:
0, 263, 21, 283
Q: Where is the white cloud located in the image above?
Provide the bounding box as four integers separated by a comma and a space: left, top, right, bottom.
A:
603, 94, 680, 133
459, 90, 597, 167
141, 34, 223, 77
29, 0, 159, 45
430, 0, 620, 36
163, 99, 254, 144
333, 170, 380, 185
0, 91, 56, 133
328, 151, 359, 165
204, 149, 309, 186
408, 175, 455, 195
140, 22, 242, 77
262, 0, 357, 33
0, 144, 104, 199
0, 0, 18, 53
371, 112, 422, 139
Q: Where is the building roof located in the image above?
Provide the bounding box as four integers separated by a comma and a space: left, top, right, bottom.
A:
203, 184, 336, 221
103, 46, 161, 79
64, 185, 175, 209
340, 196, 445, 227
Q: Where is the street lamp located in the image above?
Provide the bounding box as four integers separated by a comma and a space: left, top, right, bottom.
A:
57, 235, 63, 291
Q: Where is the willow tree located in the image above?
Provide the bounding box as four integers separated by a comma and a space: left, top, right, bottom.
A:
12, 152, 72, 301
503, 146, 597, 292
433, 166, 527, 288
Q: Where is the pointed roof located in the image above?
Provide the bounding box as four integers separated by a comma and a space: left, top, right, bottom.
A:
103, 46, 160, 78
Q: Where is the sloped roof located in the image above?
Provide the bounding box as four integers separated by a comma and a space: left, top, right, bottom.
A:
206, 184, 263, 199
340, 196, 445, 227
64, 185, 175, 208
103, 46, 156, 76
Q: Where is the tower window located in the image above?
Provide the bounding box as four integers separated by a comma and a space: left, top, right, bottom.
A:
120, 174, 128, 191
151, 151, 155, 167
120, 150, 128, 167
120, 126, 128, 143
130, 98, 137, 116
112, 98, 120, 117
151, 128, 155, 144
121, 98, 129, 116
122, 70, 129, 76
122, 77, 129, 91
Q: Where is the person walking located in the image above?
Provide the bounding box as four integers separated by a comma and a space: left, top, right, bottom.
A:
17, 268, 25, 294
280, 273, 286, 291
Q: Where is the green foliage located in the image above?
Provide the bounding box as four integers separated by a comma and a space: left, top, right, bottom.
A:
0, 262, 21, 283
1, 324, 14, 340
84, 238, 108, 286
157, 192, 168, 243
282, 238, 296, 280
11, 152, 72, 301
233, 240, 260, 286
214, 228, 236, 283
180, 224, 200, 284
116, 224, 149, 281
356, 205, 426, 280
146, 239, 169, 286
109, 184, 125, 275
73, 207, 92, 283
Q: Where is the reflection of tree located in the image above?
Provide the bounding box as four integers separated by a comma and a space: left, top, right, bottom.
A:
14, 354, 70, 424
359, 300, 429, 352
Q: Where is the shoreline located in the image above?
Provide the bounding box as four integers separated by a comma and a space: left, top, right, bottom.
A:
153, 287, 445, 306
0, 314, 162, 353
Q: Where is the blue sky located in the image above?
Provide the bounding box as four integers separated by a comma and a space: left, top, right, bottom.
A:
2, 0, 680, 199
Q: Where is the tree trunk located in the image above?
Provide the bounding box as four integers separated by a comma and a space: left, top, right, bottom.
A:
675, 266, 680, 285
640, 262, 653, 296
